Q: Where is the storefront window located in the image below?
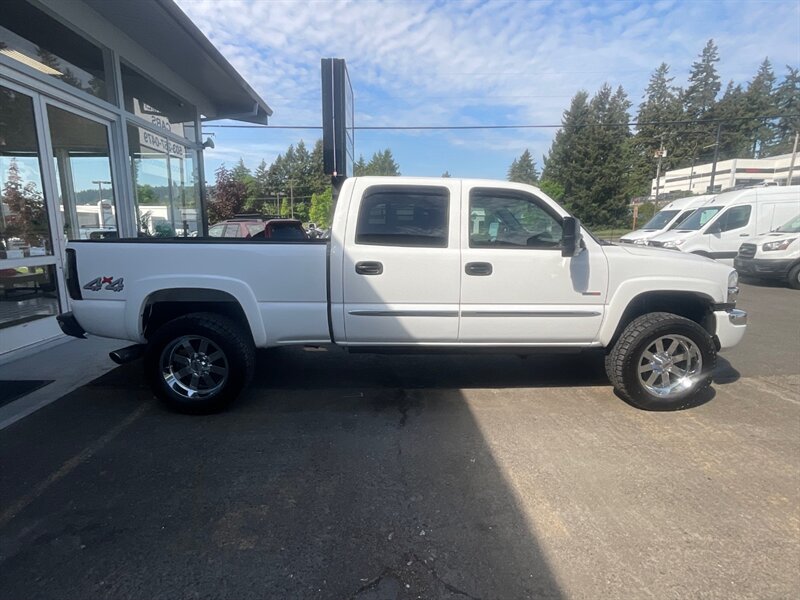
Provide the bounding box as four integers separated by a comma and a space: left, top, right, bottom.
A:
0, 2, 108, 101
128, 123, 201, 237
48, 106, 118, 240
1, 85, 52, 259
121, 62, 196, 142
0, 264, 59, 330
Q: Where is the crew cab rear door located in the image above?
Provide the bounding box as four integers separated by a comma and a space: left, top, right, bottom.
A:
340, 179, 461, 344
459, 183, 607, 344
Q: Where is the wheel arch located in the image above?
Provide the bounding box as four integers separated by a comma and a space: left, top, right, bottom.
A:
125, 277, 266, 346
601, 289, 717, 348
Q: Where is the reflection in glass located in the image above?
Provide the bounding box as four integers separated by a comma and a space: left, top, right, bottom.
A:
121, 62, 196, 142
0, 2, 108, 100
128, 123, 200, 237
0, 85, 52, 259
0, 264, 59, 329
47, 106, 117, 240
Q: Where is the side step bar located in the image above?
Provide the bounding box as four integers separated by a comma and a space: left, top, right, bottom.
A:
109, 344, 146, 365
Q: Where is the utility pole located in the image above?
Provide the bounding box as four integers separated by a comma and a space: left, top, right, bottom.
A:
289, 180, 294, 218
708, 123, 722, 193
786, 132, 799, 186
653, 134, 665, 207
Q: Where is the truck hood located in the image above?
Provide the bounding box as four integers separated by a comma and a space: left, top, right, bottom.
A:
619, 228, 660, 242
647, 230, 695, 244
615, 243, 714, 263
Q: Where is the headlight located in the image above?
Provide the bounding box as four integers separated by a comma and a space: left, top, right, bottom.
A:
633, 239, 648, 245
662, 239, 685, 249
762, 238, 796, 252
727, 271, 739, 304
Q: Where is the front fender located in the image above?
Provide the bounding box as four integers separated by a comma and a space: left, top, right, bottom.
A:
125, 275, 267, 346
599, 277, 723, 347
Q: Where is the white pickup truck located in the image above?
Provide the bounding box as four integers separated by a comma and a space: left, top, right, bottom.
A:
58, 177, 747, 413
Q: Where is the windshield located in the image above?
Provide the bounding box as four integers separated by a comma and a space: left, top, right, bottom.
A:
675, 206, 723, 230
776, 214, 800, 233
641, 209, 679, 230
669, 209, 697, 229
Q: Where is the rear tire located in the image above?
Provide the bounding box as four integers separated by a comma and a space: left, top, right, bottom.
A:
605, 312, 716, 411
787, 263, 800, 290
145, 312, 255, 414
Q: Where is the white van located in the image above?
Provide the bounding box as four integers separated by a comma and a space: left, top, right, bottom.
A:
734, 213, 800, 289
620, 195, 714, 245
648, 186, 800, 264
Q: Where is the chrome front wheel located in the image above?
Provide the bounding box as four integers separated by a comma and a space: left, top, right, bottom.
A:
637, 335, 703, 398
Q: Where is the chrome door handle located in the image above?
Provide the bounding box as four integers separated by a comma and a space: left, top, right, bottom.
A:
355, 261, 383, 275
739, 234, 749, 237
465, 262, 493, 276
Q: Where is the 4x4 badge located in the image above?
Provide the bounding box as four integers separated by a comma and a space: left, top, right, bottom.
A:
83, 277, 124, 292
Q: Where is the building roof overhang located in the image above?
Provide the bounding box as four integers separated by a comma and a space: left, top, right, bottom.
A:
83, 0, 272, 124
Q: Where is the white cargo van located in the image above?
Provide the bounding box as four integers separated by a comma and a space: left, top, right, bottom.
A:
648, 186, 800, 264
620, 195, 714, 245
734, 213, 800, 289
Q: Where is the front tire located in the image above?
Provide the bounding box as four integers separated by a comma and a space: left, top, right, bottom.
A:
145, 312, 255, 414
605, 312, 716, 411
787, 263, 800, 290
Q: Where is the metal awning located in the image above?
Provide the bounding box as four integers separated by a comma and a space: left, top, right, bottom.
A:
83, 0, 272, 124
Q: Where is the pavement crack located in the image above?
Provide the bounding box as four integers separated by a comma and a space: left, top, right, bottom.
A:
408, 552, 484, 600
396, 388, 411, 428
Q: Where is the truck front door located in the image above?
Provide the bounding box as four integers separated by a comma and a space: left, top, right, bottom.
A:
340, 180, 461, 344
459, 185, 607, 344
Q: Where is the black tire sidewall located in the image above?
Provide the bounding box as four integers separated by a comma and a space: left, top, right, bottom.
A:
787, 264, 800, 290
619, 317, 715, 411
145, 313, 253, 414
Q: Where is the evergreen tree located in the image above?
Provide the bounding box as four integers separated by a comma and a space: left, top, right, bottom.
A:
354, 155, 367, 176
773, 66, 800, 155
280, 197, 291, 218
364, 149, 400, 176
1, 158, 47, 247
709, 81, 750, 160
684, 39, 721, 119
542, 90, 591, 187
744, 58, 777, 157
441, 171, 451, 178
507, 149, 538, 184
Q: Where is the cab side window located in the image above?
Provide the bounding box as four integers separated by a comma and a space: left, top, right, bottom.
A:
223, 224, 243, 238
355, 186, 449, 248
718, 205, 752, 232
469, 189, 563, 249
208, 225, 224, 237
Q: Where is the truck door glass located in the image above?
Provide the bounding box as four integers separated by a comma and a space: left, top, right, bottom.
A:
669, 209, 696, 229
355, 186, 449, 247
469, 189, 562, 249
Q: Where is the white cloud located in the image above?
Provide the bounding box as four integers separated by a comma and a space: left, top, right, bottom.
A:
178, 0, 800, 174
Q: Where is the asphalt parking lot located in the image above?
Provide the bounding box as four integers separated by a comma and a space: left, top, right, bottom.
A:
1, 281, 798, 600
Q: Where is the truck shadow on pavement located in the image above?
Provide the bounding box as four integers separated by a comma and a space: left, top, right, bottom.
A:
0, 350, 571, 600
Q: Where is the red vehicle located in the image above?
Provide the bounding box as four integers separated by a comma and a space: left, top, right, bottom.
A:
207, 214, 308, 240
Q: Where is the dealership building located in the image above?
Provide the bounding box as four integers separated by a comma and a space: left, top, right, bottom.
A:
651, 153, 800, 197
0, 0, 271, 357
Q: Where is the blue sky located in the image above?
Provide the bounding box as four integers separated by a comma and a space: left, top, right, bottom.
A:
176, 0, 800, 184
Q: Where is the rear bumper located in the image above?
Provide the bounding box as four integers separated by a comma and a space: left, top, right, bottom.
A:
713, 309, 747, 350
56, 311, 86, 339
734, 256, 794, 278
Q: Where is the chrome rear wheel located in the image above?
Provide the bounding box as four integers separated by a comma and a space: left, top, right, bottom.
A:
160, 335, 229, 400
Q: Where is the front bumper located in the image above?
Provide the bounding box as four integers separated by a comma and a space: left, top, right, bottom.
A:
56, 311, 86, 339
713, 309, 747, 350
734, 256, 794, 278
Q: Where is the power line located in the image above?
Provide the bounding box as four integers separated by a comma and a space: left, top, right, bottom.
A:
203, 114, 799, 132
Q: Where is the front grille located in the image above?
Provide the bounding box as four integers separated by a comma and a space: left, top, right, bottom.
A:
649, 240, 665, 248
738, 243, 756, 259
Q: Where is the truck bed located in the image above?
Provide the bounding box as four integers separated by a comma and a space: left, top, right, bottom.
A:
69, 238, 330, 346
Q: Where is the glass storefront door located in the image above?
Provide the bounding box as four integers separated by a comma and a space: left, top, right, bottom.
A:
0, 82, 62, 352
0, 78, 119, 355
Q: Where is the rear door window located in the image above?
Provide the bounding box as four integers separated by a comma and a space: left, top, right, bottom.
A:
208, 225, 224, 237
356, 186, 449, 248
223, 224, 243, 238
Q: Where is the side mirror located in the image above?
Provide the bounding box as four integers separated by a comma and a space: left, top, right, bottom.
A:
562, 216, 584, 257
